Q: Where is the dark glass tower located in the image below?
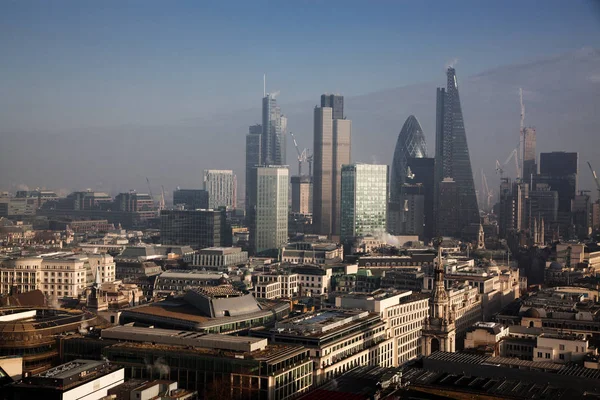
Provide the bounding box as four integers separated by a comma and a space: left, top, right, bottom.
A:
390, 115, 428, 202
261, 94, 286, 165
434, 68, 479, 236
321, 94, 344, 120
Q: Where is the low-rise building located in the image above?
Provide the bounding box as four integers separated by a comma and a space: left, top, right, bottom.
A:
9, 359, 124, 400
251, 309, 394, 385
533, 333, 590, 364
190, 247, 248, 270
281, 242, 343, 265
464, 322, 509, 356
119, 285, 290, 334
153, 270, 229, 296
335, 290, 429, 366
254, 272, 299, 300
95, 325, 312, 399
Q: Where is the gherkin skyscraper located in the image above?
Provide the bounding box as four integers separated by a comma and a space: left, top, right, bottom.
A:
435, 67, 479, 237
390, 115, 428, 202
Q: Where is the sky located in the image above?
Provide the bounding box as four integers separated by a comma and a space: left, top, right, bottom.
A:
1, 0, 600, 193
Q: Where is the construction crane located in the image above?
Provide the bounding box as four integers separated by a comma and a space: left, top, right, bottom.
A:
588, 161, 600, 201
481, 170, 494, 211
495, 147, 520, 179
146, 177, 157, 209
289, 132, 309, 176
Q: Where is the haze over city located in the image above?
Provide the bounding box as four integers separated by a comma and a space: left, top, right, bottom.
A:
2, 1, 600, 197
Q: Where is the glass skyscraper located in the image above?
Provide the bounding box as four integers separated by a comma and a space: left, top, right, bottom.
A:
340, 164, 388, 242
434, 67, 479, 236
390, 115, 428, 202
261, 94, 287, 166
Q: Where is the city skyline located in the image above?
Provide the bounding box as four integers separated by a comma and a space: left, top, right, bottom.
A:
1, 2, 599, 196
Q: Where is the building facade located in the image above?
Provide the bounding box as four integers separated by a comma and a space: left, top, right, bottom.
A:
160, 209, 231, 249
340, 164, 388, 242
291, 176, 312, 215
434, 68, 479, 237
312, 96, 351, 237
173, 189, 209, 210
203, 169, 237, 210
252, 166, 289, 254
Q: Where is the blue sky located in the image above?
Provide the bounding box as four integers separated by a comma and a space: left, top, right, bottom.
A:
1, 0, 599, 131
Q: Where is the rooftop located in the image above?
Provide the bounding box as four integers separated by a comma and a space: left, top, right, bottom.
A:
101, 325, 267, 352
275, 309, 370, 334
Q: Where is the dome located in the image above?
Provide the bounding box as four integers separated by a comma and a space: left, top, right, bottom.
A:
523, 308, 541, 318
549, 261, 563, 271
390, 115, 428, 201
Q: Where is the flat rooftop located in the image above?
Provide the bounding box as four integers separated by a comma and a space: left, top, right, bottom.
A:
275, 309, 370, 334
102, 325, 267, 352
199, 247, 244, 255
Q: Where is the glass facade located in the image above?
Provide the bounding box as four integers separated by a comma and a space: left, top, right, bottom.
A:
254, 166, 289, 254
435, 68, 480, 235
390, 115, 427, 202
160, 209, 231, 249
173, 189, 209, 210
340, 164, 388, 242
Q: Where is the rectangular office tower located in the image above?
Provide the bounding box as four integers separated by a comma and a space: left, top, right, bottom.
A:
313, 96, 351, 237
173, 189, 209, 210
291, 175, 312, 215
245, 124, 262, 218
262, 94, 287, 166
203, 169, 237, 210
249, 166, 289, 254
160, 209, 231, 249
340, 164, 388, 242
434, 68, 479, 237
537, 151, 578, 237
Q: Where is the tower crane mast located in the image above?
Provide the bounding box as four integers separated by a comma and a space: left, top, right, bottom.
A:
289, 132, 309, 176
588, 161, 600, 201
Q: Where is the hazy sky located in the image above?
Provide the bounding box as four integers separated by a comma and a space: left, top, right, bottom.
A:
1, 1, 600, 195
2, 0, 599, 131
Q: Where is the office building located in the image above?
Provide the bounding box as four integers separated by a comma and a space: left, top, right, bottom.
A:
83, 325, 313, 399
107, 380, 195, 400
281, 242, 343, 265
190, 247, 248, 269
114, 192, 156, 221
522, 127, 537, 182
245, 124, 262, 217
173, 189, 209, 210
252, 309, 394, 385
390, 115, 428, 202
537, 151, 578, 237
203, 169, 237, 210
389, 116, 433, 240
9, 359, 124, 400
313, 95, 351, 237
262, 93, 287, 166
160, 209, 231, 249
340, 164, 388, 242
434, 68, 479, 237
335, 290, 430, 366
291, 175, 312, 215
119, 284, 290, 333
572, 191, 591, 238
436, 178, 460, 237
0, 252, 116, 299
250, 166, 289, 254
320, 94, 344, 120
0, 307, 100, 375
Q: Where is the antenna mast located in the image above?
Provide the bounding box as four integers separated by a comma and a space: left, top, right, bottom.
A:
263, 74, 266, 98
